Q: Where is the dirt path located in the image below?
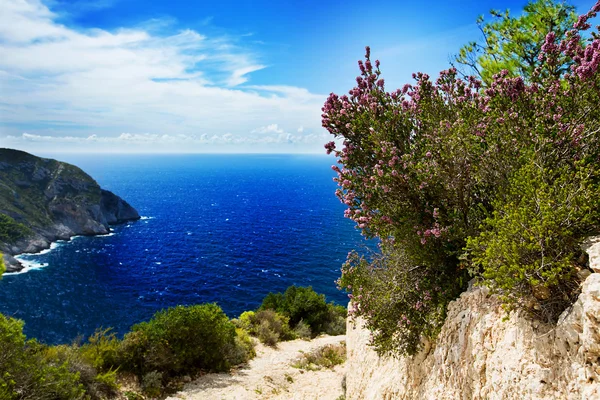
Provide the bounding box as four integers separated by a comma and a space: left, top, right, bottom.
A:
166, 335, 346, 400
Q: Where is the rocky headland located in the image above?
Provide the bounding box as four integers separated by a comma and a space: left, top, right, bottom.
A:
0, 148, 140, 272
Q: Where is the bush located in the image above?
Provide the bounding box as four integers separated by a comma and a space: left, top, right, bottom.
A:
293, 320, 312, 339
118, 303, 237, 379
141, 371, 163, 398
340, 250, 456, 355
250, 310, 294, 346
0, 313, 86, 400
224, 328, 256, 365
0, 214, 31, 243
260, 286, 346, 336
234, 310, 255, 332
466, 161, 596, 320
79, 327, 120, 371
45, 344, 118, 400
324, 304, 348, 336
323, 3, 600, 355
292, 342, 347, 371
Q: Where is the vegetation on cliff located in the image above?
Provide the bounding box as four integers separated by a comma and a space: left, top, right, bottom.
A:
0, 149, 101, 232
0, 149, 139, 271
324, 0, 600, 356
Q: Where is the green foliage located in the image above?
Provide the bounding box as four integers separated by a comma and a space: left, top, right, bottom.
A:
141, 371, 163, 398
78, 327, 120, 371
0, 252, 5, 278
292, 320, 313, 339
0, 214, 31, 243
323, 304, 348, 336
226, 328, 256, 364
340, 250, 460, 355
235, 310, 255, 332
259, 286, 347, 336
466, 160, 598, 320
453, 0, 577, 84
0, 313, 86, 400
324, 3, 600, 356
45, 343, 118, 400
292, 342, 347, 371
249, 309, 294, 346
118, 303, 237, 379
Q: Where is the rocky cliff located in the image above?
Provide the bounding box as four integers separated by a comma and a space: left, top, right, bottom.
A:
346, 237, 600, 400
0, 148, 140, 272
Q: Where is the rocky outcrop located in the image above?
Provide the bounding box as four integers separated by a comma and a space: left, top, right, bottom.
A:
0, 148, 140, 272
346, 237, 600, 400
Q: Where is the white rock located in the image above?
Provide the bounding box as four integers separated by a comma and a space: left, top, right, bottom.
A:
346, 243, 600, 400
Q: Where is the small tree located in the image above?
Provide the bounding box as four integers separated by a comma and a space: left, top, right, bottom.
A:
452, 0, 577, 84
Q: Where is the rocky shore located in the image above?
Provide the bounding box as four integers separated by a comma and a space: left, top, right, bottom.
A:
0, 148, 140, 272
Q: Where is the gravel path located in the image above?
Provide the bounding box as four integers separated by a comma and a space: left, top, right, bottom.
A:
166, 335, 346, 400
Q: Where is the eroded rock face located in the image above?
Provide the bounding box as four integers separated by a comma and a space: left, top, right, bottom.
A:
0, 148, 140, 272
346, 239, 600, 400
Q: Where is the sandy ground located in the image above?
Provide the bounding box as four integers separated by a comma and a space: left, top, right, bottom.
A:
166, 335, 346, 400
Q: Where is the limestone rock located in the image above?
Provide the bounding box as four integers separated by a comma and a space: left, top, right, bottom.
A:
346, 246, 600, 399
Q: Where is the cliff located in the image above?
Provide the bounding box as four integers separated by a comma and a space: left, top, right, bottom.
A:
346, 237, 600, 400
0, 148, 140, 272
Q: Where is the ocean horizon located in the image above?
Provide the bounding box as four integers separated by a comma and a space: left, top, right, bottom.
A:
0, 153, 371, 344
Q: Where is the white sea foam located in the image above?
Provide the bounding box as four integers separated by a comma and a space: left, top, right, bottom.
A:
97, 232, 115, 237
16, 241, 62, 257
140, 216, 155, 220
4, 259, 49, 275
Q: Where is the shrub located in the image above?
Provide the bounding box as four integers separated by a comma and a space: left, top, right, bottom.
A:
466, 161, 597, 320
46, 344, 118, 400
250, 309, 294, 346
0, 214, 31, 243
323, 2, 600, 355
79, 327, 120, 371
141, 371, 163, 398
292, 342, 347, 371
224, 328, 256, 365
260, 286, 346, 336
324, 304, 347, 336
0, 313, 86, 400
234, 310, 255, 332
118, 303, 237, 378
293, 320, 312, 339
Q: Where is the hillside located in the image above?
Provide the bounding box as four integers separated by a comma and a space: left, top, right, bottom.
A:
0, 148, 139, 272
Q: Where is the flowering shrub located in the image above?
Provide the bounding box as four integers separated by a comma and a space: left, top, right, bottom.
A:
325, 2, 600, 355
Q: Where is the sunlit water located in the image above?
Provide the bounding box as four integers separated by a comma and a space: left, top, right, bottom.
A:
0, 154, 370, 344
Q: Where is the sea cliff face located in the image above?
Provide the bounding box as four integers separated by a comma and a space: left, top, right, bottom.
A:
0, 148, 140, 272
346, 237, 600, 400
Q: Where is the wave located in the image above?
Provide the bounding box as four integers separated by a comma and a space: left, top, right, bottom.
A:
140, 216, 155, 220
16, 241, 62, 257
4, 259, 49, 275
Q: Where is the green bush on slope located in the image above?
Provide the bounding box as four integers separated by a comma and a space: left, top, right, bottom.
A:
259, 285, 347, 336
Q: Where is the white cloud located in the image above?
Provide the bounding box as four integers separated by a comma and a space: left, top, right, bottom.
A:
0, 0, 328, 153
4, 130, 331, 153
251, 124, 284, 134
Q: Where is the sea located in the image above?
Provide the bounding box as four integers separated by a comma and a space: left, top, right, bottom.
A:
0, 154, 371, 344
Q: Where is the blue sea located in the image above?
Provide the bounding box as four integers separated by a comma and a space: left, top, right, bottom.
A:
0, 154, 370, 344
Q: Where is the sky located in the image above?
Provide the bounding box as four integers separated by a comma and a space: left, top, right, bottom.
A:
0, 0, 597, 154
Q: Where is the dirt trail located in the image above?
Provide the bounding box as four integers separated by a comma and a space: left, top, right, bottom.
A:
166, 335, 346, 400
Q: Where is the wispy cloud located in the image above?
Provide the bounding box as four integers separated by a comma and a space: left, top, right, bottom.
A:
0, 0, 326, 153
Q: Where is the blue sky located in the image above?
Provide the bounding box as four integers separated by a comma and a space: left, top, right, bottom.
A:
0, 0, 597, 153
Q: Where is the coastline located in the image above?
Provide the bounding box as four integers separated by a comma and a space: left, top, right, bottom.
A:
2, 218, 139, 274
